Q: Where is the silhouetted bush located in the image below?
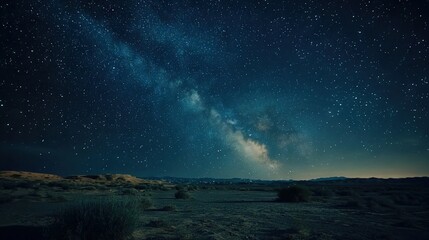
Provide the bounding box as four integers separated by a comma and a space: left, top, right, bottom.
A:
277, 186, 310, 202
175, 189, 191, 199
47, 198, 139, 240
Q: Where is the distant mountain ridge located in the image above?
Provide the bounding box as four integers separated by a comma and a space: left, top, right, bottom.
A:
309, 176, 348, 181
146, 175, 429, 184
145, 176, 351, 184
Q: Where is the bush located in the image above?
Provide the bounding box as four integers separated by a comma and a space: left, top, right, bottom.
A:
277, 186, 311, 202
47, 198, 139, 240
175, 190, 191, 199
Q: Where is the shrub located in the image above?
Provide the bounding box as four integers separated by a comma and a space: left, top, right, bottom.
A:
47, 198, 139, 240
277, 186, 311, 202
175, 189, 191, 199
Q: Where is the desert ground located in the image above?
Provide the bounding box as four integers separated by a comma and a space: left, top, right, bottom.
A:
0, 171, 428, 240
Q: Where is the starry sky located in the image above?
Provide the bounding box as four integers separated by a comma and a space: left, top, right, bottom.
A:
1, 0, 428, 180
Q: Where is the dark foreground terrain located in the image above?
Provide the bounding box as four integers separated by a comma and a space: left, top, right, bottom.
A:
0, 171, 428, 240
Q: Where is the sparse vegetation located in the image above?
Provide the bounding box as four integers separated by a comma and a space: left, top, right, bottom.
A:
1, 171, 429, 240
175, 189, 191, 199
277, 186, 311, 202
47, 198, 139, 240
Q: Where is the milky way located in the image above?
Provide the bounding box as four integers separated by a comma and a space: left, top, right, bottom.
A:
1, 0, 428, 179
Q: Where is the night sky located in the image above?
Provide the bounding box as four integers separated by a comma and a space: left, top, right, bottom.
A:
1, 0, 428, 180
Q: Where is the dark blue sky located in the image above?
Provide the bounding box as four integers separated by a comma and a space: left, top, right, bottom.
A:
1, 0, 428, 179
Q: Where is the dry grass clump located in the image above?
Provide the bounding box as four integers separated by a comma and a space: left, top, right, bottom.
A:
47, 198, 139, 240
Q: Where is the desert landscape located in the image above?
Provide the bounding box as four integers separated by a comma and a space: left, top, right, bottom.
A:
2, 0, 428, 239
1, 171, 428, 240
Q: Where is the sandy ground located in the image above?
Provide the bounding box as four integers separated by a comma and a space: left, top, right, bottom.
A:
137, 190, 429, 240
1, 188, 428, 240
1, 172, 428, 239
